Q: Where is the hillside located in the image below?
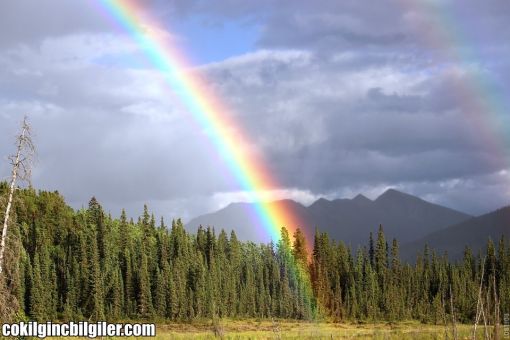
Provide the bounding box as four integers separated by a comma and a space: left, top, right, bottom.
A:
401, 205, 510, 260
186, 189, 472, 246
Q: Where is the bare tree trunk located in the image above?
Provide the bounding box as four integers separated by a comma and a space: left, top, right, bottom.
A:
441, 292, 450, 340
493, 274, 499, 340
0, 117, 33, 276
450, 284, 458, 340
473, 257, 486, 340
0, 138, 23, 275
481, 294, 489, 340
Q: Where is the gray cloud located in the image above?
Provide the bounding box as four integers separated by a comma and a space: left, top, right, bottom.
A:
1, 0, 509, 223
0, 1, 110, 47
200, 43, 510, 213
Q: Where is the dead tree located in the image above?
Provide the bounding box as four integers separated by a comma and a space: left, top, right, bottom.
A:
473, 256, 486, 340
493, 274, 500, 339
441, 292, 449, 340
0, 116, 35, 276
481, 293, 489, 340
450, 284, 458, 340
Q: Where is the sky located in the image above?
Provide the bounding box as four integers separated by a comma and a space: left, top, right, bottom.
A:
1, 0, 510, 222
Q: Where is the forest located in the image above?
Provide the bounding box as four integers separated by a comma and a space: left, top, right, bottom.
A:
0, 183, 509, 328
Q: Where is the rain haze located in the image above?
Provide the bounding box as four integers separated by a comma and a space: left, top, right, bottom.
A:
1, 0, 510, 224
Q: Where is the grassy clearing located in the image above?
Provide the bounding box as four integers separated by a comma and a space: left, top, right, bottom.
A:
46, 319, 494, 339
151, 320, 484, 339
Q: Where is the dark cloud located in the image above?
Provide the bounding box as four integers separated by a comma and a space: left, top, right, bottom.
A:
201, 41, 510, 213
1, 0, 509, 222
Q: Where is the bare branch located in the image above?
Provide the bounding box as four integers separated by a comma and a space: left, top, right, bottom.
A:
0, 115, 36, 275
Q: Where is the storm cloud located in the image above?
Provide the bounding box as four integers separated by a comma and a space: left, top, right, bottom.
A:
1, 0, 509, 221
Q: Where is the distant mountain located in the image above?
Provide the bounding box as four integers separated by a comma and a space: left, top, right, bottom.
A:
187, 199, 312, 243
186, 189, 472, 246
401, 205, 510, 261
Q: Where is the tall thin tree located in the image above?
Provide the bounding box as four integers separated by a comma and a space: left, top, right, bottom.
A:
0, 116, 35, 275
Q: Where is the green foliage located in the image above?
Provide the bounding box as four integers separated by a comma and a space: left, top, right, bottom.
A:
0, 184, 508, 324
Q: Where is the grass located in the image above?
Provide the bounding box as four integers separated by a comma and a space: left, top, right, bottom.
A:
45, 319, 495, 339
151, 320, 484, 339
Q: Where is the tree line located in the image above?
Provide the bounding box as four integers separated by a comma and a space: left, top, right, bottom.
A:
0, 184, 508, 325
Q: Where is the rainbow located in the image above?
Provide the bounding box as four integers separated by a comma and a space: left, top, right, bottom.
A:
396, 1, 510, 175
95, 0, 306, 246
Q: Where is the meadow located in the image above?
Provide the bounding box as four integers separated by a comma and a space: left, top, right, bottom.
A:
47, 320, 495, 339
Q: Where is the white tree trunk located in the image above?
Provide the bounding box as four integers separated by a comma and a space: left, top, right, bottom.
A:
0, 123, 27, 275
450, 284, 458, 340
473, 257, 486, 340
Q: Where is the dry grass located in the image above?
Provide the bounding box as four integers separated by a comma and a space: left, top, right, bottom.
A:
45, 319, 492, 339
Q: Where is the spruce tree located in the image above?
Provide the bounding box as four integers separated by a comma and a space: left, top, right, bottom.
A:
292, 228, 308, 265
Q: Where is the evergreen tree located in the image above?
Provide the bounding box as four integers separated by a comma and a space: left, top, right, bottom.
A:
292, 228, 308, 265
1, 184, 509, 324
137, 248, 153, 318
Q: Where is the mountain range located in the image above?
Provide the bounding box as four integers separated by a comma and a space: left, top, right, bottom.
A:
186, 189, 507, 257
401, 205, 510, 260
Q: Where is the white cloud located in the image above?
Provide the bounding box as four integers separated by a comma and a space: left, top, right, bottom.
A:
210, 188, 323, 210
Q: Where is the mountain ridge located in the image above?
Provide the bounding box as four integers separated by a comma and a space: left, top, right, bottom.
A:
186, 189, 472, 246
401, 205, 510, 260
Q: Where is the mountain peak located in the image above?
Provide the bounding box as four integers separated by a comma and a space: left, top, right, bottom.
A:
376, 188, 415, 202
187, 189, 472, 246
352, 194, 372, 204
309, 197, 331, 209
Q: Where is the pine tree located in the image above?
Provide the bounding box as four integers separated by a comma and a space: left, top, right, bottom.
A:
368, 232, 375, 267
3, 183, 510, 324
375, 225, 387, 277
137, 249, 153, 318
154, 268, 166, 317
292, 228, 308, 265
88, 229, 105, 320
30, 253, 47, 321
88, 197, 106, 269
